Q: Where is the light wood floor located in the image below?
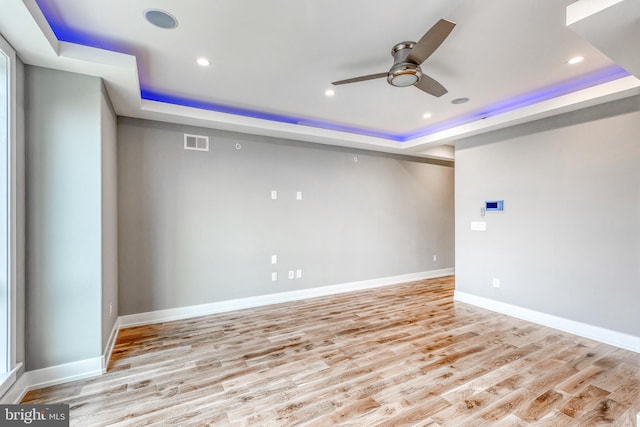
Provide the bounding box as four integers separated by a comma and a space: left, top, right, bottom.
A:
23, 276, 639, 426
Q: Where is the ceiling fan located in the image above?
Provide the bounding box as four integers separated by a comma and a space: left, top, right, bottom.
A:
332, 19, 456, 97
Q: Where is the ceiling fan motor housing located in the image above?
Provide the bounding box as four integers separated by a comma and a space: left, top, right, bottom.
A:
388, 41, 422, 87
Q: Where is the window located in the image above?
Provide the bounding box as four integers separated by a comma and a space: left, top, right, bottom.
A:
0, 33, 17, 393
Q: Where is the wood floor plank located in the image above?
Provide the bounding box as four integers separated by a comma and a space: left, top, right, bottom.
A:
559, 384, 611, 419
21, 276, 639, 426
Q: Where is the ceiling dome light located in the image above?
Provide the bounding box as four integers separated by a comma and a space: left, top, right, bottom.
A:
568, 56, 584, 65
422, 112, 432, 119
144, 9, 178, 29
325, 88, 335, 97
196, 57, 211, 67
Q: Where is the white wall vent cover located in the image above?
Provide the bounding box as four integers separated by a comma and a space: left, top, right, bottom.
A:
184, 134, 209, 151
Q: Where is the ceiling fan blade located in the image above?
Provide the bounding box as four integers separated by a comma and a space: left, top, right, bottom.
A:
331, 72, 388, 86
407, 19, 456, 65
414, 74, 448, 97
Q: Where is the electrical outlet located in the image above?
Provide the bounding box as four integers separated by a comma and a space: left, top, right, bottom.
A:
433, 254, 437, 262
271, 254, 277, 265
271, 272, 278, 281
288, 270, 295, 280
296, 191, 303, 201
109, 302, 113, 316
296, 269, 302, 279
271, 190, 278, 200
492, 278, 500, 288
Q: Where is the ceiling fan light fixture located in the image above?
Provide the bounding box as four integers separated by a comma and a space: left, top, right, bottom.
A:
388, 64, 422, 87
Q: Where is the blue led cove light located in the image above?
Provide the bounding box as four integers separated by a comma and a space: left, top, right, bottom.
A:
401, 65, 631, 141
140, 89, 404, 141
35, 0, 131, 53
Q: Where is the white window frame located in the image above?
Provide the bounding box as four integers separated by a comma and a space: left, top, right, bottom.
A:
0, 33, 19, 397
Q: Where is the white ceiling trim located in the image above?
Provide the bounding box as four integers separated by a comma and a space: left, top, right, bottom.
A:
136, 99, 405, 152
567, 0, 640, 89
409, 75, 640, 152
566, 0, 625, 25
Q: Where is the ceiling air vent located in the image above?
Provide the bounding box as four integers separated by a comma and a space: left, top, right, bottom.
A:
184, 134, 209, 152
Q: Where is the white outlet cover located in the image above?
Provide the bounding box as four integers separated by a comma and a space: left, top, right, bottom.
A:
271, 190, 278, 200
288, 270, 295, 279
296, 191, 303, 200
271, 255, 277, 264
296, 269, 302, 278
471, 221, 487, 231
271, 272, 278, 281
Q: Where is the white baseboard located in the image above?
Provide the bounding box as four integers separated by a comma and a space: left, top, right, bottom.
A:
454, 291, 640, 353
1, 357, 104, 404
102, 318, 121, 370
0, 364, 22, 400
119, 268, 454, 328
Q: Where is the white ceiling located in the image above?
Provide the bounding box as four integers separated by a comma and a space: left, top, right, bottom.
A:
1, 0, 639, 158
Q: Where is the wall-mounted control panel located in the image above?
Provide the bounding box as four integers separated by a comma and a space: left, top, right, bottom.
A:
485, 200, 504, 212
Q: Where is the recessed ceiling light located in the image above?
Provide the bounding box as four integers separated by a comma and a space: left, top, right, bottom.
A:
568, 56, 584, 65
144, 9, 178, 29
451, 97, 470, 104
325, 88, 335, 97
422, 112, 432, 119
196, 57, 211, 67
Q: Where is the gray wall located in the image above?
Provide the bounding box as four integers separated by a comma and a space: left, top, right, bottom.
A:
455, 95, 640, 337
118, 118, 454, 315
100, 90, 118, 352
25, 67, 115, 369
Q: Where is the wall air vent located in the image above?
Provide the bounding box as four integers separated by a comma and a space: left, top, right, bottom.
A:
184, 134, 209, 152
